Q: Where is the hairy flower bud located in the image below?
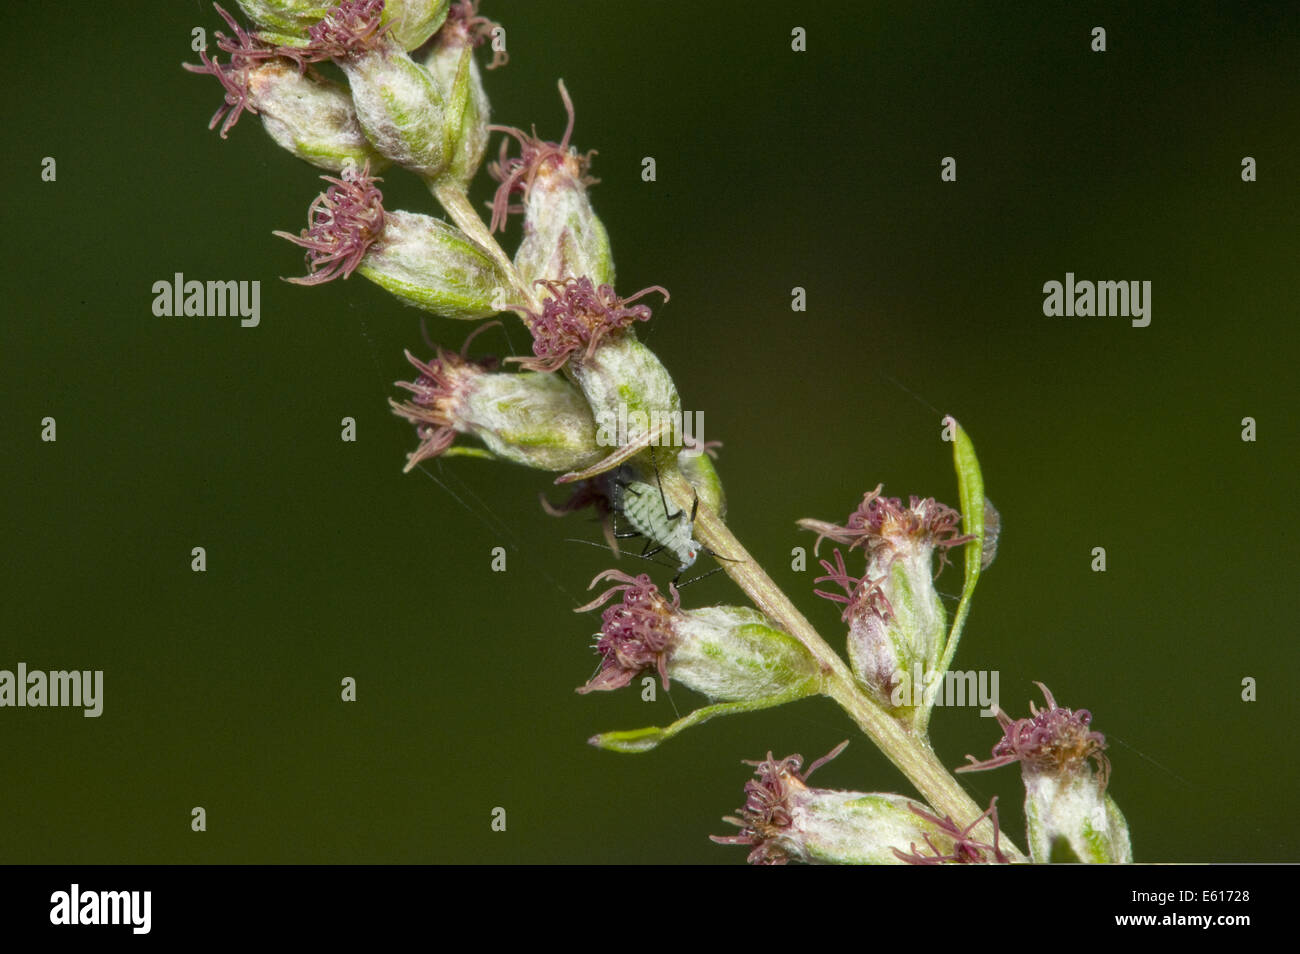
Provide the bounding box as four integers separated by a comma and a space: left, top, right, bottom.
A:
490, 82, 613, 287
573, 332, 681, 453
576, 571, 818, 700
712, 743, 1001, 866
959, 683, 1132, 863
185, 3, 306, 139
510, 278, 662, 371
802, 488, 970, 718
247, 61, 388, 170
274, 165, 509, 317
390, 341, 604, 473
358, 210, 509, 317
507, 278, 680, 454
242, 0, 448, 51
298, 2, 452, 176
343, 49, 449, 176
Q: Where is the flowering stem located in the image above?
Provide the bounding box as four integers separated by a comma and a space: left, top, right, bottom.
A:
422, 168, 1019, 858
658, 465, 1025, 860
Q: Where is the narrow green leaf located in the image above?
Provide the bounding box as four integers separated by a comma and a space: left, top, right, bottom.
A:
933, 416, 986, 684
588, 690, 810, 754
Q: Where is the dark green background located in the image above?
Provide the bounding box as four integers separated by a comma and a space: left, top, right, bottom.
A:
4, 1, 1297, 863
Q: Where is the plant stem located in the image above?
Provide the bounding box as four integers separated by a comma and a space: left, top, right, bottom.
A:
659, 465, 1024, 860
430, 180, 539, 310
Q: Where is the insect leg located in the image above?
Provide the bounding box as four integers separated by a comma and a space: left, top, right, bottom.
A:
644, 445, 686, 524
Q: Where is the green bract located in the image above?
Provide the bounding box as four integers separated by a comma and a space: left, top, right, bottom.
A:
678, 448, 725, 518
424, 43, 491, 190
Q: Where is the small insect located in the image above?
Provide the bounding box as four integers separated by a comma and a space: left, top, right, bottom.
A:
608, 450, 733, 586
616, 480, 703, 568
981, 498, 1001, 570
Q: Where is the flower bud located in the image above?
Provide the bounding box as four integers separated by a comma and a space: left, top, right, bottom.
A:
421, 5, 495, 189
801, 488, 970, 719
185, 3, 306, 139
490, 82, 614, 287
507, 278, 679, 456
575, 571, 818, 700
712, 743, 1005, 865
258, 0, 448, 50
358, 210, 509, 317
247, 61, 388, 170
298, 2, 451, 176
273, 163, 386, 284
959, 683, 1132, 863
274, 165, 509, 317
343, 49, 448, 176
390, 343, 604, 473
572, 332, 680, 441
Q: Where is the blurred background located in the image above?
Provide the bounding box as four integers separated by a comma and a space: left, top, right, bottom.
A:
3, 1, 1297, 863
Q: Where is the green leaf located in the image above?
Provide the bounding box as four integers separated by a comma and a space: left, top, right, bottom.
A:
932, 417, 986, 692
588, 690, 810, 754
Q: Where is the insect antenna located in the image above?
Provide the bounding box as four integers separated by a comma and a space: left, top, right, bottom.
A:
562, 537, 679, 573
673, 565, 729, 588
561, 539, 727, 590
